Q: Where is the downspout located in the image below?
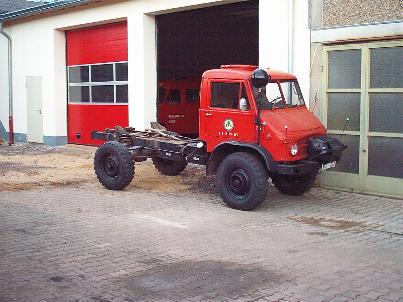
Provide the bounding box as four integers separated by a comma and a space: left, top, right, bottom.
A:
0, 22, 14, 145
288, 0, 294, 101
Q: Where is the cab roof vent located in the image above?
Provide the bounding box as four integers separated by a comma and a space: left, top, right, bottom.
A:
220, 65, 258, 71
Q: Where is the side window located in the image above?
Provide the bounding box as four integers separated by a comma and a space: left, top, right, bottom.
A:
167, 89, 181, 104
186, 89, 200, 103
210, 82, 240, 109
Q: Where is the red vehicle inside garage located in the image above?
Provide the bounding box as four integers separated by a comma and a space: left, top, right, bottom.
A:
158, 77, 201, 137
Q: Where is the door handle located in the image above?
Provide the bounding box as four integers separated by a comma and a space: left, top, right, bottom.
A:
37, 109, 42, 114
205, 113, 213, 116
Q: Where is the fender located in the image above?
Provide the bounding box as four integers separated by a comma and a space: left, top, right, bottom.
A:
207, 141, 278, 174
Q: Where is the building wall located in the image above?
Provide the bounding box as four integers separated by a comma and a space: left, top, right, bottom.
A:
323, 0, 402, 28
0, 0, 310, 145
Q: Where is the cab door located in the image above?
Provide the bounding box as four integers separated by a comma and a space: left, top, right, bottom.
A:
200, 80, 257, 152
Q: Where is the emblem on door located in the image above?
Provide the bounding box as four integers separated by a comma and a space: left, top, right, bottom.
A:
223, 119, 234, 131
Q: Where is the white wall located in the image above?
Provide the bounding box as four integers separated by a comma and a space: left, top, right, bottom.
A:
0, 0, 311, 142
293, 0, 311, 107
259, 0, 311, 106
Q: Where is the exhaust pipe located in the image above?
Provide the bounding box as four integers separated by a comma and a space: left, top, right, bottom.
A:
0, 22, 14, 145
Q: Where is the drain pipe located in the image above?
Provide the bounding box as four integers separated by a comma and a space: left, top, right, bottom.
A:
0, 22, 13, 145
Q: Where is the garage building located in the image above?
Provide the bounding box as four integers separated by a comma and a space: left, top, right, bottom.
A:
0, 0, 402, 198
0, 0, 310, 146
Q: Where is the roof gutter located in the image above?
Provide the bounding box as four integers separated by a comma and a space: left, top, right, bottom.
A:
0, 0, 95, 22
0, 22, 13, 145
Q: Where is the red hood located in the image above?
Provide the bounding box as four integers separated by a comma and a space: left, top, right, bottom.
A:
259, 106, 327, 161
260, 106, 326, 134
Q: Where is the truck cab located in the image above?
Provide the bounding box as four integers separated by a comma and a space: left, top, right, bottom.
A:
199, 65, 326, 161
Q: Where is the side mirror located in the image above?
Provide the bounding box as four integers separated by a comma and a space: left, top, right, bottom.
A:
251, 68, 270, 88
239, 98, 248, 111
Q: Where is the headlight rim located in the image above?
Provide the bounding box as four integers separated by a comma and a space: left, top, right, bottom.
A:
290, 143, 299, 156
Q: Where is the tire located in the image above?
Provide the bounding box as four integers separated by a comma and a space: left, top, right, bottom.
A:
216, 152, 268, 211
94, 141, 134, 190
152, 156, 188, 176
271, 172, 317, 196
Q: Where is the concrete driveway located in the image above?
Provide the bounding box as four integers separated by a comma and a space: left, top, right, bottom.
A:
0, 144, 402, 302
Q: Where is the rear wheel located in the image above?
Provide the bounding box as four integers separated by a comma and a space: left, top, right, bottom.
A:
152, 156, 188, 176
271, 172, 317, 196
94, 141, 134, 190
217, 152, 268, 211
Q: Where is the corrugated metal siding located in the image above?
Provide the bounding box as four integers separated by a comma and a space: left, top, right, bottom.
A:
67, 22, 128, 66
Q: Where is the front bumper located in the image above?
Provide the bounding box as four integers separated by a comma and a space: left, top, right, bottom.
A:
277, 160, 321, 175
275, 136, 347, 176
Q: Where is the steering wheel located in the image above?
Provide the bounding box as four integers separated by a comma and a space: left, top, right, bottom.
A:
270, 96, 283, 103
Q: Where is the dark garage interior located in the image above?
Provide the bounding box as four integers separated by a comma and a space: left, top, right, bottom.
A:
156, 0, 259, 80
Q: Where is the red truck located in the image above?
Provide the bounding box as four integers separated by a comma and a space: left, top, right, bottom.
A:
158, 78, 200, 137
92, 65, 346, 210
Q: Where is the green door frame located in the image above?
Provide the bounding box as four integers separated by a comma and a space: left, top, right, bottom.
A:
321, 40, 403, 198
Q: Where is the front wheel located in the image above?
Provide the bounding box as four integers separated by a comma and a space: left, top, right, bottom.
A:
216, 152, 268, 211
271, 172, 317, 196
94, 141, 135, 190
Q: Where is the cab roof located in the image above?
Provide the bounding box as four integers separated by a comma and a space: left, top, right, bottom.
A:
202, 65, 297, 81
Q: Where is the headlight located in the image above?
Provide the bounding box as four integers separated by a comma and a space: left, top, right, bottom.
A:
290, 143, 298, 156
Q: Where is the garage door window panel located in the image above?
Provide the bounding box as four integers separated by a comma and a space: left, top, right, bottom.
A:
368, 137, 403, 178
92, 64, 114, 82
69, 66, 89, 83
370, 47, 403, 88
327, 92, 361, 131
92, 85, 115, 103
328, 50, 361, 89
369, 93, 403, 133
115, 63, 128, 81
69, 86, 90, 103
116, 85, 128, 103
329, 135, 360, 174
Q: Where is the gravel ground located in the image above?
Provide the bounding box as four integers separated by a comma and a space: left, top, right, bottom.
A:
0, 143, 214, 194
0, 142, 61, 156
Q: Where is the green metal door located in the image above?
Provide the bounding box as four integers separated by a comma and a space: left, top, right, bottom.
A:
321, 41, 403, 198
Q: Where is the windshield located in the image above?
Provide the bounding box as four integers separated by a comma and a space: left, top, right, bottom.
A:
252, 80, 305, 109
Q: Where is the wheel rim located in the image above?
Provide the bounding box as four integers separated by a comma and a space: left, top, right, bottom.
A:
104, 155, 119, 177
227, 169, 250, 196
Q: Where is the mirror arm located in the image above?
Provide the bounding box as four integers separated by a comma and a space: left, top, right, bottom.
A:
256, 101, 262, 145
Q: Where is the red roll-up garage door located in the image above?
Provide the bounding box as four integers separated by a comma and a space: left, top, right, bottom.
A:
66, 22, 129, 145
